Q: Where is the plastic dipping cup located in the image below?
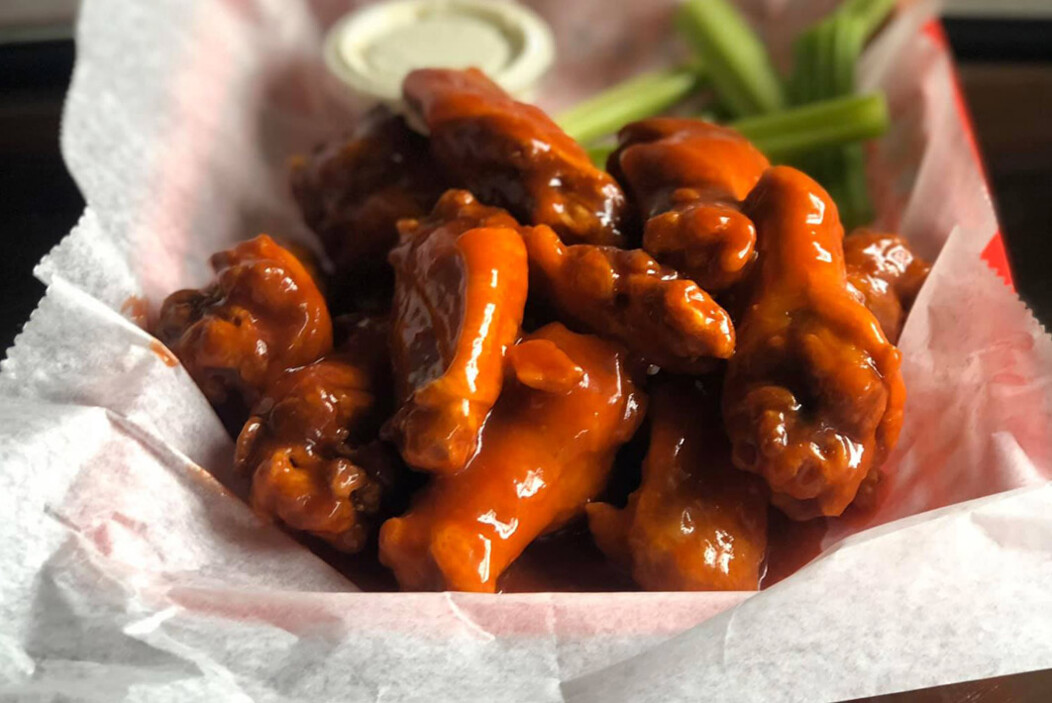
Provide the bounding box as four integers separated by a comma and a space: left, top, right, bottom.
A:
324, 0, 555, 111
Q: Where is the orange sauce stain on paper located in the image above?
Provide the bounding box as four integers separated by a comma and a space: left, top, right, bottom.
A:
121, 295, 150, 329
150, 340, 179, 367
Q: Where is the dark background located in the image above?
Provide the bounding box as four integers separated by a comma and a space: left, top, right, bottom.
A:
0, 18, 1050, 703
1, 39, 79, 352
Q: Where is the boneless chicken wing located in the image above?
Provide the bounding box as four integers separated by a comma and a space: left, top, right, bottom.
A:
379, 323, 646, 592
384, 190, 529, 474
290, 108, 446, 302
403, 68, 630, 246
155, 234, 332, 416
235, 317, 399, 552
611, 118, 769, 291
844, 229, 931, 343
588, 381, 768, 591
522, 225, 734, 373
723, 167, 905, 519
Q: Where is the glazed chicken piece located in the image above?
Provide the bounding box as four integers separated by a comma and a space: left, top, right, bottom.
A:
235, 317, 399, 552
610, 118, 770, 291
522, 225, 734, 374
379, 323, 647, 592
723, 167, 905, 520
290, 108, 446, 301
588, 381, 768, 591
155, 234, 332, 417
844, 229, 931, 343
403, 67, 630, 247
384, 190, 529, 474
277, 239, 326, 290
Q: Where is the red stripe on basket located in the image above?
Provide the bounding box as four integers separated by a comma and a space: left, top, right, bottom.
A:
924, 20, 1015, 290
981, 232, 1014, 287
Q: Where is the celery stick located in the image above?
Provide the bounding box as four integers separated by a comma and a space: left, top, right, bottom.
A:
560, 63, 703, 119
832, 15, 862, 94
732, 93, 888, 160
675, 0, 784, 117
845, 0, 898, 40
585, 94, 887, 170
788, 28, 819, 105
834, 143, 873, 229
789, 0, 897, 105
557, 68, 700, 145
784, 0, 898, 224
560, 74, 665, 118
815, 19, 837, 102
810, 145, 871, 230
587, 143, 615, 169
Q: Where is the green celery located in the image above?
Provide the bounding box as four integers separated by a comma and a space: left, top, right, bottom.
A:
833, 16, 862, 94
815, 19, 837, 101
787, 28, 818, 105
734, 93, 888, 162
785, 0, 898, 226
675, 0, 785, 117
844, 0, 898, 40
586, 143, 615, 169
830, 143, 873, 230
585, 93, 889, 168
557, 68, 700, 145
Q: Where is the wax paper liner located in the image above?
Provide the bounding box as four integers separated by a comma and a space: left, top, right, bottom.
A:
1, 0, 1050, 701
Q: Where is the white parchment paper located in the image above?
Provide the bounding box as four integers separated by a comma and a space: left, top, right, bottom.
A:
1, 1, 1050, 701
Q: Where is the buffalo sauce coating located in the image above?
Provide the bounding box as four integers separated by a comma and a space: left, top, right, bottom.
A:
844, 229, 932, 344
155, 234, 332, 413
378, 323, 647, 593
587, 381, 768, 591
235, 317, 398, 552
403, 67, 629, 247
723, 167, 905, 520
121, 295, 150, 329
289, 107, 446, 302
383, 190, 529, 474
611, 118, 769, 291
522, 224, 734, 374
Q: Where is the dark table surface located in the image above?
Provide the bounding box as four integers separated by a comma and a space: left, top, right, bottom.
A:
0, 20, 1049, 703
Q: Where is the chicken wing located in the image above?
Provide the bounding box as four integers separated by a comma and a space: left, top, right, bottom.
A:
384, 190, 529, 474
522, 224, 734, 373
156, 234, 332, 417
844, 229, 931, 343
610, 118, 769, 291
235, 317, 399, 552
379, 323, 647, 592
588, 380, 768, 591
723, 167, 905, 520
403, 67, 629, 247
290, 107, 446, 303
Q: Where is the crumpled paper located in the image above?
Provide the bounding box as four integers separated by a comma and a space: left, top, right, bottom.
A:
1, 0, 1050, 701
